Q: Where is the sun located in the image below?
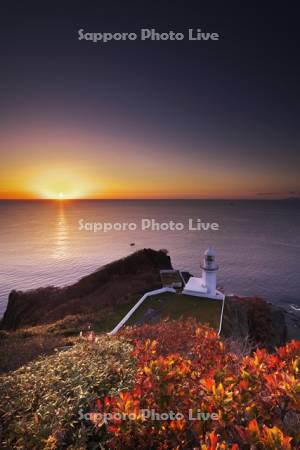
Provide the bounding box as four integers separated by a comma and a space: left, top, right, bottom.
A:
32, 169, 96, 200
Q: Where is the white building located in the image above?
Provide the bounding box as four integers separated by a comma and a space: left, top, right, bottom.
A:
182, 247, 224, 300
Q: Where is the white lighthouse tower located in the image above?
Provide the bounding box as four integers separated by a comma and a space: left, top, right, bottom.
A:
183, 247, 224, 300
201, 247, 218, 296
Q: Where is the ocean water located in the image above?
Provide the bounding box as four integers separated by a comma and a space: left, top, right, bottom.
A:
0, 200, 299, 318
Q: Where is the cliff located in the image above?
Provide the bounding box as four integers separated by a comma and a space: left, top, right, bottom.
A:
1, 248, 172, 330
221, 295, 287, 350
0, 248, 290, 352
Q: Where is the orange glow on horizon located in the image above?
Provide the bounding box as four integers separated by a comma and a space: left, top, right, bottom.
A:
1, 124, 298, 201
0, 162, 263, 200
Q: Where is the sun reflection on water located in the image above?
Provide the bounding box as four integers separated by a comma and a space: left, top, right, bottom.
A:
53, 202, 68, 260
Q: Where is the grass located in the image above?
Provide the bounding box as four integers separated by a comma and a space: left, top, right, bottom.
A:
125, 292, 223, 330
0, 295, 142, 373
0, 290, 158, 374
0, 336, 135, 449
160, 270, 183, 286
92, 294, 142, 333
0, 292, 222, 374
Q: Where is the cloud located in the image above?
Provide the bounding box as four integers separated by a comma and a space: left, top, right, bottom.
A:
256, 191, 300, 197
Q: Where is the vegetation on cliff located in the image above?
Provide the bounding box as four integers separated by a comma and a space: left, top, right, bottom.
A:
0, 335, 135, 449
221, 296, 287, 350
0, 249, 288, 375
1, 249, 172, 330
0, 319, 299, 449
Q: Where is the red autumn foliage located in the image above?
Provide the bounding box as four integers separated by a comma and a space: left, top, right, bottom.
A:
93, 319, 300, 449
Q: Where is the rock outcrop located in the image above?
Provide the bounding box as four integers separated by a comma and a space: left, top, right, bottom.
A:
221, 295, 287, 350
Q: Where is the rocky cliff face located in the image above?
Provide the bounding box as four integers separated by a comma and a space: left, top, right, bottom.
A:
1, 249, 172, 330
221, 295, 287, 350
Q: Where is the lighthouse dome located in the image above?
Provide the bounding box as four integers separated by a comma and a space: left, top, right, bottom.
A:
205, 247, 215, 257
201, 246, 218, 271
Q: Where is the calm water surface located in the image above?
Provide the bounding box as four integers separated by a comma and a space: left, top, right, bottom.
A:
0, 200, 299, 317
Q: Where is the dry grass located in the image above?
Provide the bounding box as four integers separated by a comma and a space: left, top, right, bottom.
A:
0, 336, 135, 449
0, 315, 92, 373
0, 333, 69, 373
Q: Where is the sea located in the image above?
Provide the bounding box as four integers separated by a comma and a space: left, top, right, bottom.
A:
0, 200, 299, 319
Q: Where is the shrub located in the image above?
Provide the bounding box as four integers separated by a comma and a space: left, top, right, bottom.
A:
1, 319, 299, 449
94, 320, 300, 449
0, 336, 135, 449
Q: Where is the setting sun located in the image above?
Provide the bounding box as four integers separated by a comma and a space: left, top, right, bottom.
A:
20, 168, 100, 200
51, 192, 72, 200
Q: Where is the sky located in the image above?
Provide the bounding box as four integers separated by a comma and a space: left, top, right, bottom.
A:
0, 1, 299, 199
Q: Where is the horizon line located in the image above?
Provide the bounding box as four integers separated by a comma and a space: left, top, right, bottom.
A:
0, 197, 298, 201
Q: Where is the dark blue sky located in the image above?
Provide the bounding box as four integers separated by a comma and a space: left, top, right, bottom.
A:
1, 1, 299, 198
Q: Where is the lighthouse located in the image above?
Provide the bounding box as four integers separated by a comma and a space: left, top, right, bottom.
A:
201, 247, 218, 296
183, 247, 224, 300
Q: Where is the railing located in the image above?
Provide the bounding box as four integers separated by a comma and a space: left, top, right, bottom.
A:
108, 287, 176, 335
